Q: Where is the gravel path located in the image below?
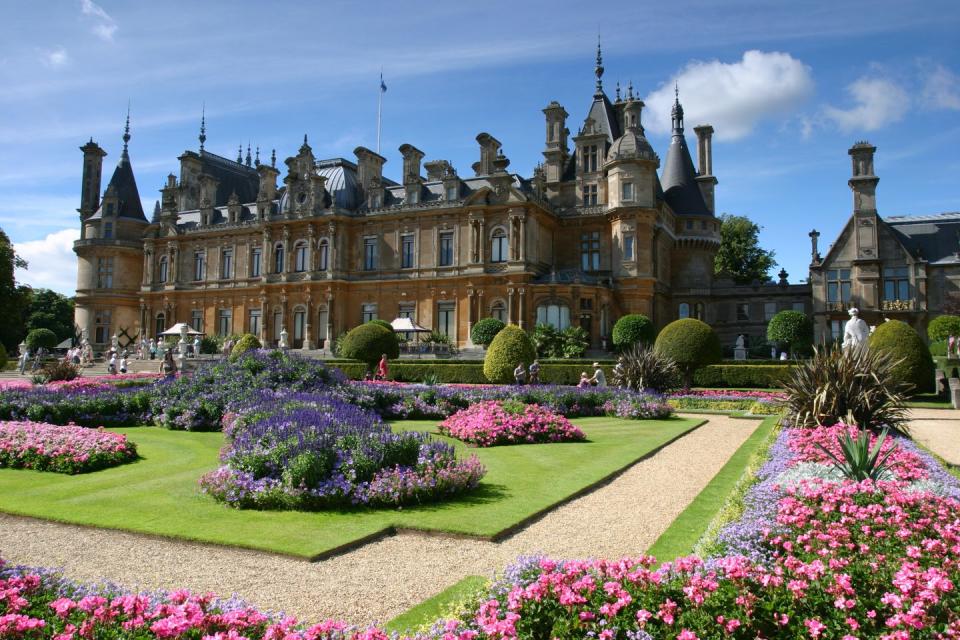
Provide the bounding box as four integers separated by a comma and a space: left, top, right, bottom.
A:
0, 414, 758, 627
906, 407, 960, 465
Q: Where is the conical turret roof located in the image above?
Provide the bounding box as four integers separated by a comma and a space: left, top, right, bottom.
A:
661, 91, 710, 216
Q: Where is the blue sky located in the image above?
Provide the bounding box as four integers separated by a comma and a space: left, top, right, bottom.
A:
2, 0, 959, 295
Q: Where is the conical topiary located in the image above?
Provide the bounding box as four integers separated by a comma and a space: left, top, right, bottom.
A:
483, 324, 536, 383
653, 318, 721, 386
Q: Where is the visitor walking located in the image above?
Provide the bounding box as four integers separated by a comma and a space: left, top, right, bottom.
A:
119, 354, 128, 374
589, 362, 606, 388
376, 354, 389, 381
528, 360, 541, 384
513, 362, 527, 385
107, 353, 117, 375
160, 350, 178, 379
18, 348, 29, 375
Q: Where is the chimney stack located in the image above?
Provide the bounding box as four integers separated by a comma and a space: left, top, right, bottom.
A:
693, 124, 718, 214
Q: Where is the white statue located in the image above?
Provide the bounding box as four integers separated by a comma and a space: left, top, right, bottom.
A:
111, 333, 120, 353
279, 327, 289, 349
735, 334, 745, 349
843, 308, 870, 350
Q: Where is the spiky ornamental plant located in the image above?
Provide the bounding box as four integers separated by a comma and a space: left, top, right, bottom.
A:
781, 343, 911, 432
816, 426, 900, 481
610, 345, 682, 393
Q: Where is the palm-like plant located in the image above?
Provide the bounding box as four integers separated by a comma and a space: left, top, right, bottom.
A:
816, 426, 899, 481
781, 344, 911, 433
611, 345, 682, 393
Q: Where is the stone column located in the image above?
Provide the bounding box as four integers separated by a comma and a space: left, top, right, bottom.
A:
326, 292, 334, 352
507, 287, 515, 324
467, 289, 475, 346
258, 296, 267, 344
261, 230, 271, 279
478, 219, 485, 263
169, 244, 179, 283
303, 295, 314, 350
327, 223, 337, 274
282, 227, 292, 274
519, 218, 526, 261
518, 287, 526, 329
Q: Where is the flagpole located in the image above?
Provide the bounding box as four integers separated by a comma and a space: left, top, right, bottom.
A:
377, 71, 383, 155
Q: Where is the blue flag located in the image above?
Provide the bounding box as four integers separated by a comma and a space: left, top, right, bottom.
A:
380, 73, 387, 93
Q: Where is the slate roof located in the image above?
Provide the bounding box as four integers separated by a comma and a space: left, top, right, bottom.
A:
584, 92, 621, 145
886, 212, 960, 264
196, 151, 259, 206
660, 96, 710, 217
91, 149, 146, 221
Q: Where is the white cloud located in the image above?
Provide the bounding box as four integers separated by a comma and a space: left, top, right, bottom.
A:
80, 0, 117, 41
41, 47, 69, 68
644, 50, 814, 141
822, 76, 909, 131
14, 228, 80, 295
920, 63, 960, 110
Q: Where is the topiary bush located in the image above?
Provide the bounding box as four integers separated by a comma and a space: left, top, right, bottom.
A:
927, 315, 960, 342
471, 317, 505, 347
653, 318, 721, 386
368, 318, 394, 332
339, 323, 399, 367
483, 325, 536, 384
611, 314, 654, 350
869, 319, 934, 394
25, 328, 58, 351
230, 333, 262, 360
766, 310, 813, 356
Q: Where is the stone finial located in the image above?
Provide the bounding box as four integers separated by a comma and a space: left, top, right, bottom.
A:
122, 102, 131, 154
594, 35, 604, 95
198, 104, 206, 151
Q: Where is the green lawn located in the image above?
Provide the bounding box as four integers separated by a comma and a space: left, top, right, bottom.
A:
0, 416, 700, 559
385, 575, 488, 634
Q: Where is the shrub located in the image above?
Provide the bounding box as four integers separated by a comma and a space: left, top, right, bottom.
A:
531, 324, 562, 358
40, 360, 80, 382
368, 318, 394, 332
338, 323, 399, 367
559, 326, 589, 358
611, 314, 654, 350
471, 317, 505, 347
766, 310, 813, 356
439, 401, 585, 446
199, 335, 220, 354
483, 325, 536, 384
927, 314, 960, 342
611, 345, 681, 393
692, 363, 794, 388
25, 328, 57, 351
782, 343, 911, 430
653, 318, 721, 386
869, 319, 934, 394
229, 333, 262, 360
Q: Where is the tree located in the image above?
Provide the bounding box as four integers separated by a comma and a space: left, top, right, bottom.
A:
927, 315, 960, 342
653, 318, 722, 387
767, 310, 814, 357
611, 314, 654, 350
471, 317, 505, 347
0, 227, 30, 353
24, 289, 75, 343
25, 328, 58, 351
714, 214, 777, 284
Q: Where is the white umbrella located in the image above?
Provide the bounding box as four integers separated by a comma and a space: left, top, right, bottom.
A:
390, 317, 431, 333
159, 322, 204, 336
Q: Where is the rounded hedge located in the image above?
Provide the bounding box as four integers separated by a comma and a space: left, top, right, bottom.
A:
611, 314, 654, 349
927, 315, 960, 342
653, 318, 721, 382
766, 310, 813, 354
25, 328, 58, 351
471, 317, 506, 347
230, 333, 262, 360
368, 319, 394, 332
483, 324, 536, 384
339, 323, 399, 367
869, 319, 934, 394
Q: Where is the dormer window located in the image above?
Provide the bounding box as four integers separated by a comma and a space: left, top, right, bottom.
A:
583, 145, 599, 172
446, 185, 458, 201
371, 194, 382, 209
622, 182, 634, 202
583, 184, 597, 206
103, 222, 113, 239
408, 190, 419, 205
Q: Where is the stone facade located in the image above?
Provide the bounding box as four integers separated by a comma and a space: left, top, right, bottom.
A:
74, 52, 735, 351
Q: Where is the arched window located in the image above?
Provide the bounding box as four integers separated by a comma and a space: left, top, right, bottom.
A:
155, 312, 166, 337
536, 304, 571, 330
678, 303, 690, 319
491, 300, 507, 323
491, 228, 507, 263
294, 241, 308, 272
158, 256, 168, 283
318, 240, 329, 271
293, 306, 306, 348
274, 243, 285, 274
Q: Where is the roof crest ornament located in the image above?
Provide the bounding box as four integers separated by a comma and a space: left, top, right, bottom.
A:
671, 83, 684, 136
255, 146, 260, 166
199, 103, 207, 152
271, 148, 276, 168
237, 144, 243, 164
245, 142, 252, 167
594, 35, 604, 96
122, 100, 131, 155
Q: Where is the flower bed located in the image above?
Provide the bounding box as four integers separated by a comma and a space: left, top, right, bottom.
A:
439, 401, 585, 447
0, 421, 137, 473
668, 388, 787, 414
200, 392, 485, 509
0, 386, 151, 428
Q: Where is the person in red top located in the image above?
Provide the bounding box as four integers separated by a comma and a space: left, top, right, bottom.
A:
376, 353, 389, 381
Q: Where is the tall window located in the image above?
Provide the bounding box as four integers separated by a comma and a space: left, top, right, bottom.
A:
363, 237, 377, 270
580, 231, 600, 271
318, 241, 329, 271
883, 266, 910, 301
191, 309, 203, 333
439, 231, 454, 267
583, 145, 598, 172
536, 304, 571, 330
583, 184, 598, 206
361, 303, 377, 323
826, 269, 851, 304
491, 229, 507, 263
737, 303, 750, 321
96, 257, 113, 288
193, 251, 205, 281
293, 309, 306, 345
764, 302, 777, 321
155, 312, 166, 337
94, 310, 111, 344
250, 247, 262, 277
220, 248, 233, 279
294, 242, 308, 272
158, 256, 168, 283
274, 244, 284, 273
792, 302, 805, 313
248, 309, 261, 337
103, 222, 113, 239
622, 182, 634, 201
401, 234, 415, 269
437, 302, 456, 338
218, 309, 232, 336
678, 303, 690, 319
407, 190, 419, 205
491, 301, 506, 323
623, 235, 634, 261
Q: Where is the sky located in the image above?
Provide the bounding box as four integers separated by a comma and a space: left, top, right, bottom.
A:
2, 0, 959, 295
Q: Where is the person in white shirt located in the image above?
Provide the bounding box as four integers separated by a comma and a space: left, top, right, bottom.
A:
590, 362, 607, 388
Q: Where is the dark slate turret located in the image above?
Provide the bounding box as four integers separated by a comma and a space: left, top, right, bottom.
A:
582, 39, 621, 144
661, 88, 710, 217
96, 109, 146, 221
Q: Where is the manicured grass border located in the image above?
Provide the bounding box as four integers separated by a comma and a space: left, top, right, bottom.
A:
385, 575, 488, 634
644, 414, 780, 563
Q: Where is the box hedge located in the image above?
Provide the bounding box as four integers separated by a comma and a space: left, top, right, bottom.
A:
338, 323, 399, 367
869, 319, 934, 394
692, 364, 794, 388
483, 325, 536, 383
328, 361, 615, 385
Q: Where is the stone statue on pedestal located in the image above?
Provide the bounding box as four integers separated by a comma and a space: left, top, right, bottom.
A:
734, 334, 747, 361
279, 327, 289, 350
843, 308, 870, 350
